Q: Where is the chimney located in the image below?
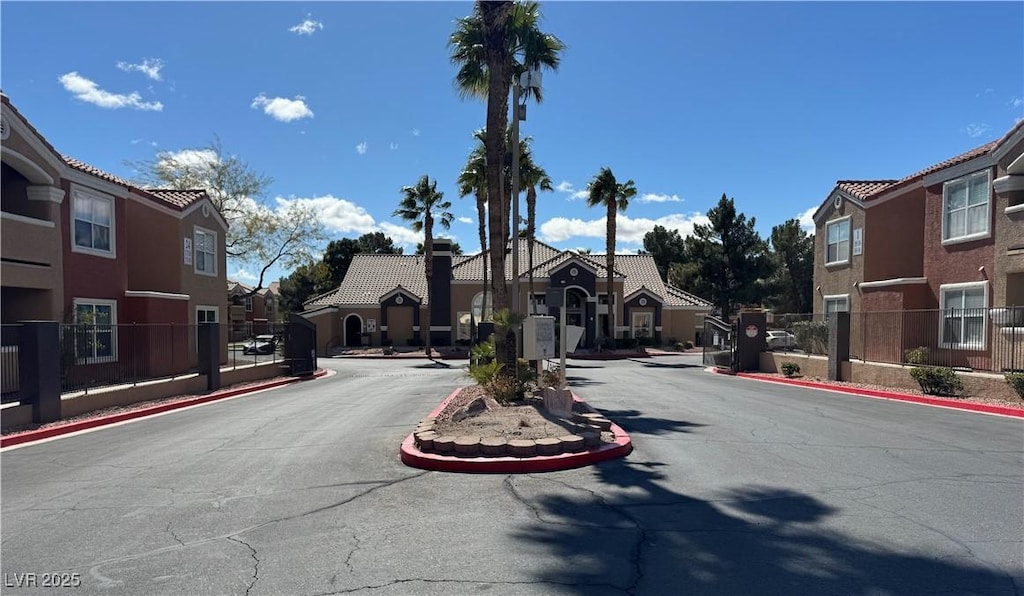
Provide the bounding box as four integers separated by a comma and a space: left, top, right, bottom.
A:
429, 238, 453, 346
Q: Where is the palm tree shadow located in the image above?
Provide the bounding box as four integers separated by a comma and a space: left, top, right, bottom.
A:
510, 458, 1018, 595
593, 408, 705, 436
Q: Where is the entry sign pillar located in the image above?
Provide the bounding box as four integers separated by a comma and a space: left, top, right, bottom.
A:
736, 311, 767, 372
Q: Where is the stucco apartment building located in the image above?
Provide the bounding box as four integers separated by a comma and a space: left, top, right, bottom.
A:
1, 93, 229, 373
301, 238, 712, 356
227, 280, 285, 339
812, 120, 1024, 370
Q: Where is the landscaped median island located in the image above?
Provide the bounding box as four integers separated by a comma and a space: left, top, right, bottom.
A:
400, 385, 633, 474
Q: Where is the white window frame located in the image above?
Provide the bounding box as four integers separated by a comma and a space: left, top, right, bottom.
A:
70, 187, 116, 259
471, 291, 493, 323
632, 311, 653, 339
942, 170, 991, 245
196, 305, 219, 324
72, 298, 118, 364
823, 294, 849, 316
194, 226, 218, 277
939, 281, 988, 350
244, 296, 253, 312
824, 216, 851, 266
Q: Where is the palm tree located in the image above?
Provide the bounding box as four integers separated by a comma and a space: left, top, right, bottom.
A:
394, 175, 453, 358
518, 140, 552, 314
586, 167, 637, 341
450, 0, 564, 366
457, 131, 490, 325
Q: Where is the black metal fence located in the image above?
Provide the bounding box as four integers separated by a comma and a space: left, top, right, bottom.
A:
766, 307, 1024, 373
702, 316, 735, 369
1, 324, 22, 404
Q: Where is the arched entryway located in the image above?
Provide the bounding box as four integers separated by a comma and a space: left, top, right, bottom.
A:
344, 314, 363, 347
565, 286, 589, 348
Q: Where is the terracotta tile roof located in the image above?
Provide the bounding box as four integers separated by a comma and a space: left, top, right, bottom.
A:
452, 239, 562, 281
836, 180, 898, 200
306, 238, 715, 312
305, 254, 428, 308
63, 155, 135, 187
897, 141, 998, 183
145, 189, 208, 209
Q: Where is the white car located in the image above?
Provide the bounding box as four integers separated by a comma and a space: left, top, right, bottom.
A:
766, 330, 797, 350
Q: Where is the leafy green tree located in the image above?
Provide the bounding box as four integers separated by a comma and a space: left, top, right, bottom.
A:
764, 219, 814, 313
356, 231, 404, 255
642, 225, 687, 282
520, 137, 553, 313
450, 0, 565, 366
669, 194, 771, 319
321, 238, 361, 290
586, 167, 637, 339
394, 175, 454, 357
279, 261, 331, 315
458, 129, 491, 322
129, 139, 326, 295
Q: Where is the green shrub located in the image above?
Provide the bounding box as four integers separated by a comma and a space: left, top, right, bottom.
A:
471, 337, 496, 366
683, 341, 694, 350
780, 362, 801, 378
1005, 373, 1024, 399
910, 366, 964, 397
407, 337, 424, 347
791, 320, 829, 354
637, 336, 656, 347
616, 337, 639, 350
904, 346, 930, 365
596, 336, 617, 352
541, 366, 562, 388
484, 374, 520, 405
467, 360, 502, 386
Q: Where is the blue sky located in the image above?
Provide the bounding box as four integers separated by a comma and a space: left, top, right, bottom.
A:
3, 1, 1022, 285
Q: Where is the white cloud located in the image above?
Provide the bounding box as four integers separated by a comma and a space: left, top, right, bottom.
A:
116, 58, 165, 81
356, 141, 368, 155
962, 123, 990, 138
230, 268, 258, 282
539, 212, 711, 246
976, 88, 995, 98
411, 128, 421, 137
457, 216, 474, 225
273, 195, 423, 246
59, 72, 164, 111
554, 180, 589, 201
555, 180, 575, 193
250, 93, 314, 122
638, 193, 683, 203
389, 142, 399, 150
289, 15, 323, 35
1011, 97, 1024, 109
131, 138, 159, 147
797, 206, 817, 232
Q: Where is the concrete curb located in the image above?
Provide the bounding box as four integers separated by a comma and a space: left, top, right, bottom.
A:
400, 388, 633, 474
717, 369, 1024, 419
0, 369, 330, 448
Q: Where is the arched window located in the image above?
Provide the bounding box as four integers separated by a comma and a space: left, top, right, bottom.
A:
471, 291, 494, 322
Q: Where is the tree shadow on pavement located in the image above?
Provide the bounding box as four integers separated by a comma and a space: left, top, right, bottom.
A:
629, 359, 703, 369
510, 457, 1018, 595
593, 408, 706, 436
565, 376, 604, 387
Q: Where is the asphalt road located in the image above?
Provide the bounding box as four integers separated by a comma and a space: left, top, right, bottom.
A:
2, 355, 1021, 595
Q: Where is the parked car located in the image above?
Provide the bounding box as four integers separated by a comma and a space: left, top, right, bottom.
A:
242, 334, 277, 355
766, 330, 797, 350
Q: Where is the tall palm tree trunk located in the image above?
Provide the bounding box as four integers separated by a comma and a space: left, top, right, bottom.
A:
481, 0, 514, 366
606, 206, 615, 341
526, 185, 537, 314
476, 191, 489, 327
423, 216, 434, 359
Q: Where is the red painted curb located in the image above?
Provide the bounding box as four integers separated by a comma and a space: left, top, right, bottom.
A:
570, 352, 652, 361
730, 372, 1024, 418
0, 369, 329, 448
399, 389, 633, 474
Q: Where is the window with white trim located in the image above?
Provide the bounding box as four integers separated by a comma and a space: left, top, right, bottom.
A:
632, 312, 653, 339
194, 227, 217, 276
72, 189, 114, 256
823, 295, 849, 317
471, 291, 493, 322
940, 283, 987, 349
245, 296, 253, 312
197, 306, 218, 324
73, 299, 117, 363
825, 217, 851, 265
943, 171, 990, 242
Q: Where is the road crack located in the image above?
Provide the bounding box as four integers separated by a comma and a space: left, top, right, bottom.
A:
227, 535, 260, 595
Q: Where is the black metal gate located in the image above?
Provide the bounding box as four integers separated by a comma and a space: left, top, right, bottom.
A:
285, 314, 317, 376
702, 316, 736, 372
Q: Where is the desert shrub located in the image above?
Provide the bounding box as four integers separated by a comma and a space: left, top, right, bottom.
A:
637, 336, 656, 347
904, 346, 930, 365
467, 360, 502, 386
485, 374, 520, 405
684, 340, 694, 350
1005, 373, 1024, 399
910, 366, 964, 397
792, 320, 829, 354
540, 366, 562, 388
471, 337, 495, 366
595, 336, 617, 352
780, 362, 801, 378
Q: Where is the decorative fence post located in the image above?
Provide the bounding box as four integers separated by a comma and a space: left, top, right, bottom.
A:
198, 322, 221, 391
828, 311, 851, 381
19, 321, 61, 423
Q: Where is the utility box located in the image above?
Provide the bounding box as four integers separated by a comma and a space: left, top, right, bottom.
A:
523, 315, 556, 360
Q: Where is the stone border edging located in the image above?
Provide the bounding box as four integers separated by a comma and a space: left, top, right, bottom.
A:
399, 388, 633, 473
0, 369, 331, 448
716, 369, 1024, 419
